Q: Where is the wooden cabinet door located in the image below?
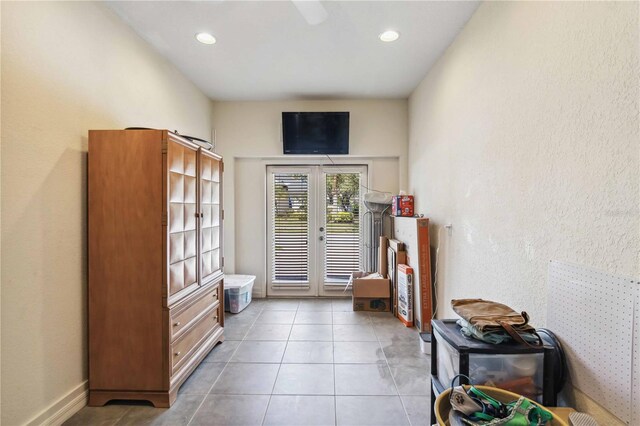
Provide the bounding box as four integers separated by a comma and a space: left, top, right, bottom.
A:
166, 135, 200, 301
199, 150, 223, 285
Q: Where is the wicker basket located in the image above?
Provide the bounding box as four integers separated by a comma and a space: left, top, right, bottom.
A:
434, 385, 569, 426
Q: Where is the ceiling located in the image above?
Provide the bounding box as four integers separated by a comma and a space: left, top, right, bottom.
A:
106, 1, 480, 101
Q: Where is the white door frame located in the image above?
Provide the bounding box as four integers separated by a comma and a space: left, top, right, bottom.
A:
266, 164, 368, 297
318, 165, 368, 297
266, 166, 318, 297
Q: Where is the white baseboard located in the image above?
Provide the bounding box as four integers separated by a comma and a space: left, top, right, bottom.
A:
26, 381, 88, 426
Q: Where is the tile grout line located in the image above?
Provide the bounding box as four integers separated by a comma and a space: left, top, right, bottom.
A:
180, 299, 419, 426
186, 301, 266, 426
376, 314, 414, 426
253, 300, 279, 426
260, 302, 298, 425
332, 309, 338, 426
333, 310, 367, 426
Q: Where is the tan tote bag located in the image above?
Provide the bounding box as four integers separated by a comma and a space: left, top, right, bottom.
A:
451, 299, 542, 347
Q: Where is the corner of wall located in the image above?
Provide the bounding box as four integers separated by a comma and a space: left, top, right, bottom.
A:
564, 385, 626, 426
25, 382, 88, 426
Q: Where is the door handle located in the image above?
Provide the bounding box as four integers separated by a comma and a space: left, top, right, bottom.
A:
319, 227, 324, 232
319, 236, 324, 241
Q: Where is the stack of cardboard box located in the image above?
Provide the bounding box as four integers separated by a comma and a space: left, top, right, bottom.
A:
351, 197, 433, 331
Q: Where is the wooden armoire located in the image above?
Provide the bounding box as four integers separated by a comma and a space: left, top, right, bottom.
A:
88, 129, 224, 407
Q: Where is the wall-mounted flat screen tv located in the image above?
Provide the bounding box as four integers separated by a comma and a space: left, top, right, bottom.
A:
282, 112, 349, 155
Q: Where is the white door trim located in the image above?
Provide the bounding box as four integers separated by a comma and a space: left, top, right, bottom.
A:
317, 165, 368, 297
266, 166, 317, 297
266, 163, 368, 298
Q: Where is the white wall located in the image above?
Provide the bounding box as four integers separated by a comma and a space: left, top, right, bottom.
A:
211, 100, 407, 296
408, 2, 638, 424
1, 2, 213, 424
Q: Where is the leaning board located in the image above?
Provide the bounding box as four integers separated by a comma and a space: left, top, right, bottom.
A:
547, 260, 639, 424
392, 217, 432, 333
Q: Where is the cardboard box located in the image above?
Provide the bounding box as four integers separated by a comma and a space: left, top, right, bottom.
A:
352, 272, 391, 312
397, 264, 414, 327
392, 195, 414, 217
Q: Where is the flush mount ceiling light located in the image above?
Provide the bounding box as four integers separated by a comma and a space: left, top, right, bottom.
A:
379, 30, 400, 42
195, 32, 216, 45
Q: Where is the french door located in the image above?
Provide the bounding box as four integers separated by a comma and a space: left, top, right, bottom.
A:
267, 165, 367, 297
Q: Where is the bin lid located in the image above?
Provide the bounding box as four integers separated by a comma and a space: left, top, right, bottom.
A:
433, 320, 549, 354
224, 274, 256, 289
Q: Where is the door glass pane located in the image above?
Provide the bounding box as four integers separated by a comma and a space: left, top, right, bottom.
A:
272, 173, 309, 283
324, 172, 361, 282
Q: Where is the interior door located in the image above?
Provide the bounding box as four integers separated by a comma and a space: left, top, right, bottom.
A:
267, 165, 367, 297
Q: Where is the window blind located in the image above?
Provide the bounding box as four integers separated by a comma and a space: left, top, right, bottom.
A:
324, 173, 361, 282
272, 173, 309, 282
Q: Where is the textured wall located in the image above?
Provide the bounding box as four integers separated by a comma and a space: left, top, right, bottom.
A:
408, 2, 638, 423
1, 2, 212, 424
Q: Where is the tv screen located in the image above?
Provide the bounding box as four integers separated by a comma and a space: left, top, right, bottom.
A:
282, 112, 349, 155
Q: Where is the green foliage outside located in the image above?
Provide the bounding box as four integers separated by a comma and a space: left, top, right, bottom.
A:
274, 174, 308, 220
327, 211, 354, 223
325, 173, 360, 233
274, 173, 361, 233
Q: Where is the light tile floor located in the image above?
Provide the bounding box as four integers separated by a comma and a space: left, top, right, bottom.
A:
65, 298, 432, 426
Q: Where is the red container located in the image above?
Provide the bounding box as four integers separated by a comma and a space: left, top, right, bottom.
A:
392, 195, 414, 217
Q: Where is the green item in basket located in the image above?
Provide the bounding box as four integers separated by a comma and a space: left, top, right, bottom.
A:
462, 386, 554, 426
448, 375, 553, 426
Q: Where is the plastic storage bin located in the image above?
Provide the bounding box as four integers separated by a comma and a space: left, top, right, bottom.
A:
224, 275, 255, 313
430, 320, 558, 424
435, 327, 544, 398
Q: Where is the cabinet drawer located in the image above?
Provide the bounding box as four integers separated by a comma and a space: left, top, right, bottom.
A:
170, 285, 219, 340
171, 302, 220, 374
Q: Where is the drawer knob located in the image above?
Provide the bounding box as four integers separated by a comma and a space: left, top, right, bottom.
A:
214, 315, 218, 321
174, 351, 181, 357
173, 321, 181, 327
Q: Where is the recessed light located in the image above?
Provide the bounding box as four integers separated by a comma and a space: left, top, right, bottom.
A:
195, 32, 216, 45
379, 30, 400, 42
